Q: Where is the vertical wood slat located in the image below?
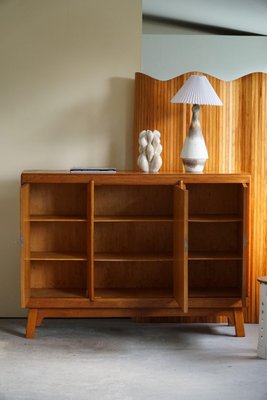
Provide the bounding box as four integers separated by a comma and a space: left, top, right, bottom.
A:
133, 72, 267, 323
20, 183, 31, 307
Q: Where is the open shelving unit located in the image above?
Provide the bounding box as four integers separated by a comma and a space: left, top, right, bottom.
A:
186, 183, 246, 304
21, 183, 89, 302
93, 184, 174, 301
20, 172, 249, 338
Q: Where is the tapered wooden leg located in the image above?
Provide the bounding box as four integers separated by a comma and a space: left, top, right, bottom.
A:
26, 309, 38, 339
233, 308, 245, 337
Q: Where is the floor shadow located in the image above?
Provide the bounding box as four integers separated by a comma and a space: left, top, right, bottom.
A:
0, 319, 25, 338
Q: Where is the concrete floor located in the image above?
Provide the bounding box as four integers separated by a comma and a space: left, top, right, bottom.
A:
0, 319, 266, 400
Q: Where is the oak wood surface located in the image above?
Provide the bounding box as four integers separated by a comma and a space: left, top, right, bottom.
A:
27, 215, 87, 222
188, 253, 242, 260
28, 252, 87, 260
233, 308, 245, 337
30, 262, 86, 289
21, 172, 249, 337
94, 222, 172, 255
173, 184, 188, 312
94, 184, 173, 216
28, 289, 243, 309
31, 288, 86, 298
26, 309, 38, 339
188, 260, 242, 294
94, 253, 173, 261
189, 215, 242, 222
29, 183, 87, 216
94, 262, 172, 290
20, 184, 30, 308
242, 184, 249, 305
95, 216, 173, 222
21, 171, 250, 184
34, 308, 244, 320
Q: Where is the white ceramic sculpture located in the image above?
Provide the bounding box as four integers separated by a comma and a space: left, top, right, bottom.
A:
137, 130, 163, 172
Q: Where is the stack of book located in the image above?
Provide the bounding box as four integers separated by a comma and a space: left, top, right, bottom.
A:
70, 167, 117, 174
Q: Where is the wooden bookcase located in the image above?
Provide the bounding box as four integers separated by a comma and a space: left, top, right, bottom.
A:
20, 171, 250, 338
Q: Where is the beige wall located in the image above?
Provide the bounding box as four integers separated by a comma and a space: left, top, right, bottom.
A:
0, 0, 141, 316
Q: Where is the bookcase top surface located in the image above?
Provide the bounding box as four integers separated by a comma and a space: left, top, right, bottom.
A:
21, 170, 250, 185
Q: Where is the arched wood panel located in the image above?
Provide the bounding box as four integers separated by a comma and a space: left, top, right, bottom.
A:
133, 72, 267, 323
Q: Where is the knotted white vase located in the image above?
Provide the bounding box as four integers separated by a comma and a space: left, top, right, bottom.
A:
137, 130, 163, 172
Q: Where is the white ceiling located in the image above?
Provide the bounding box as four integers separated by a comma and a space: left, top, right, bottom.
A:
143, 0, 267, 35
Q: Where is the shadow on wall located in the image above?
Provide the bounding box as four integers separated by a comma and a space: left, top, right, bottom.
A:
0, 179, 25, 317
90, 76, 135, 170
104, 77, 135, 170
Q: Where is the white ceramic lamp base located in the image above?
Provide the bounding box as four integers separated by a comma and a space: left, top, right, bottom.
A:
181, 157, 207, 173
180, 104, 208, 173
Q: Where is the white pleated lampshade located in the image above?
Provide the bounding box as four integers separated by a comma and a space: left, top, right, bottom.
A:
171, 75, 223, 106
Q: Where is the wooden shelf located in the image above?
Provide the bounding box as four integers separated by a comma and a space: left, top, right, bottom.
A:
94, 215, 173, 223
94, 253, 173, 262
188, 252, 242, 260
27, 215, 87, 222
31, 288, 86, 298
28, 252, 87, 261
189, 214, 242, 222
95, 288, 173, 299
189, 288, 241, 298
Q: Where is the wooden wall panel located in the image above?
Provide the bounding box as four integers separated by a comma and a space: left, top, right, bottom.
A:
133, 72, 267, 323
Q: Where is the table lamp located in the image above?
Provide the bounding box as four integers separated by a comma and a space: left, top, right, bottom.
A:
171, 75, 223, 173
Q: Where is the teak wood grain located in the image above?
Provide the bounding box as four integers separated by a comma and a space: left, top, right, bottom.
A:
133, 72, 266, 323
21, 172, 249, 337
21, 172, 250, 184
20, 184, 30, 308
173, 184, 188, 312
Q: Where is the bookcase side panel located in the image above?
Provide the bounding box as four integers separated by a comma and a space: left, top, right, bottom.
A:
21, 183, 31, 307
